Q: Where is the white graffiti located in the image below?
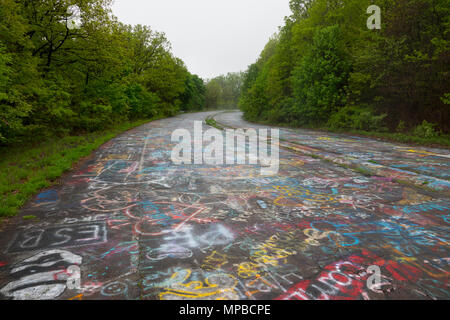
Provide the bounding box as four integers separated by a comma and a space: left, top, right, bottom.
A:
0, 250, 82, 300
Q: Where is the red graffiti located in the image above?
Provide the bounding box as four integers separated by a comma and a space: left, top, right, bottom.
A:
277, 250, 422, 300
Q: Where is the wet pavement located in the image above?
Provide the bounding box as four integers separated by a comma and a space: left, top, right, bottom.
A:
0, 111, 449, 300
216, 112, 450, 193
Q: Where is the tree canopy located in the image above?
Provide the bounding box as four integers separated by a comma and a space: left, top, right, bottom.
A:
0, 0, 206, 145
240, 0, 449, 134
205, 72, 244, 109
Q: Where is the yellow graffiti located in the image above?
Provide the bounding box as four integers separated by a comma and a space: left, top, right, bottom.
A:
101, 154, 130, 161
237, 262, 261, 279
271, 185, 336, 207
237, 232, 298, 279
397, 148, 441, 157
397, 188, 432, 205
201, 251, 229, 271
252, 234, 297, 266
304, 229, 337, 246
159, 269, 239, 300
281, 159, 305, 167
317, 137, 355, 143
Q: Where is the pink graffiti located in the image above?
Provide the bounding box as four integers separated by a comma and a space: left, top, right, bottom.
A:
108, 201, 214, 237
119, 162, 139, 174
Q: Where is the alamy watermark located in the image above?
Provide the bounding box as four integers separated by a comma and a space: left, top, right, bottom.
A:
171, 121, 280, 176
367, 265, 382, 289
367, 5, 381, 30
66, 265, 81, 290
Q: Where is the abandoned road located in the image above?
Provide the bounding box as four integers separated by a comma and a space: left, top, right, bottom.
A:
0, 111, 449, 300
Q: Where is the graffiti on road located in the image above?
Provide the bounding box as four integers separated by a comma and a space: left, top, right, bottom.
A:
0, 112, 449, 300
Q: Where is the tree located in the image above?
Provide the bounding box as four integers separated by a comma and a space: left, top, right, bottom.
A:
291, 25, 350, 126
240, 0, 449, 133
0, 0, 37, 142
0, 0, 206, 145
205, 79, 222, 109
181, 74, 206, 111
205, 72, 245, 109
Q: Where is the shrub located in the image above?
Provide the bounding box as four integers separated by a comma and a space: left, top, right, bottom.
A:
125, 83, 159, 119
413, 120, 440, 138
396, 120, 407, 133
327, 106, 387, 132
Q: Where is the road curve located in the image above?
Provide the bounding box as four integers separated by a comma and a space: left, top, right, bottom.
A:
0, 111, 449, 300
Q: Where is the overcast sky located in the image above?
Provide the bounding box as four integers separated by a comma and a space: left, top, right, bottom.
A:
111, 0, 291, 80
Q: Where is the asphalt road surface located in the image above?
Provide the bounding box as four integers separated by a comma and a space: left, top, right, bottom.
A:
0, 111, 449, 300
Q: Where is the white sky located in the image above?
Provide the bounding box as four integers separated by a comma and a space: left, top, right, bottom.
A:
111, 0, 291, 80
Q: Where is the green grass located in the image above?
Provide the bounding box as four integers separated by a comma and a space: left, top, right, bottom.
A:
352, 166, 375, 177
205, 117, 225, 130
0, 117, 162, 218
339, 130, 450, 148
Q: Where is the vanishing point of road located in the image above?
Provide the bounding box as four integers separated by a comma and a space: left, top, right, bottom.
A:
0, 111, 449, 300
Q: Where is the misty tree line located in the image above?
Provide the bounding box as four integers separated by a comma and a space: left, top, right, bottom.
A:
239, 0, 449, 135
204, 72, 244, 109
0, 0, 206, 145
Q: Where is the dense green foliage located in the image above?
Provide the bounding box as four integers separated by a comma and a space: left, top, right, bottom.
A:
205, 72, 244, 109
0, 0, 206, 145
240, 0, 449, 135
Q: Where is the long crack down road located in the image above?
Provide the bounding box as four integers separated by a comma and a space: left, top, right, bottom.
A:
0, 111, 449, 300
